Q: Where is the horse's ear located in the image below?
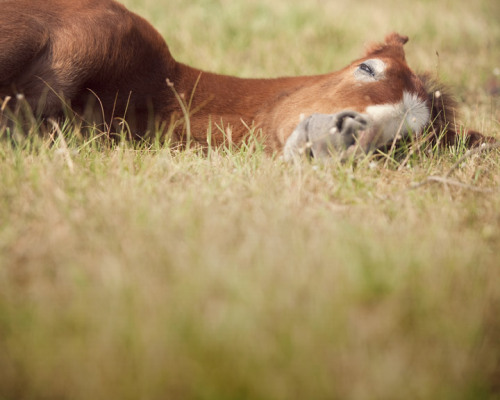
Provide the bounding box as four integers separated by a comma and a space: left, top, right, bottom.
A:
385, 32, 409, 46
365, 33, 408, 57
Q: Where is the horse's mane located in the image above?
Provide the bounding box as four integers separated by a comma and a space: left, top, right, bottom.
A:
418, 72, 488, 146
417, 72, 458, 140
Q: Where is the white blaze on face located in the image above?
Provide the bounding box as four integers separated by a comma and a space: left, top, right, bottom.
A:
364, 91, 430, 144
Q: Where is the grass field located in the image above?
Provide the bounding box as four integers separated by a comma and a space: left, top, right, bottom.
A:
1, 0, 500, 399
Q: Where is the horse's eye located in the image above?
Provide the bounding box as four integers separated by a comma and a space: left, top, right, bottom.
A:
359, 63, 375, 77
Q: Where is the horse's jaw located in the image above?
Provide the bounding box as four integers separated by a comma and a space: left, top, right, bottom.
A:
363, 91, 430, 146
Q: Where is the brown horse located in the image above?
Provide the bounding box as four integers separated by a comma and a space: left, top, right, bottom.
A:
0, 0, 491, 159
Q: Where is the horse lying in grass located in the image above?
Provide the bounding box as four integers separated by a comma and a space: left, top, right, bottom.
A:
0, 0, 492, 160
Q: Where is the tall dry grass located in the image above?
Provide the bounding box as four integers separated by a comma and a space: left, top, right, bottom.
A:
1, 0, 499, 399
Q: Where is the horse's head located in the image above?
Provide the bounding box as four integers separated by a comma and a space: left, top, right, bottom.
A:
283, 33, 432, 161
341, 33, 430, 140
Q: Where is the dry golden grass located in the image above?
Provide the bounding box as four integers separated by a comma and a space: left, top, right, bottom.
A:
1, 0, 499, 399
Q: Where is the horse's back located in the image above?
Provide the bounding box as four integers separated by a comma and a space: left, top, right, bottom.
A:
0, 0, 174, 130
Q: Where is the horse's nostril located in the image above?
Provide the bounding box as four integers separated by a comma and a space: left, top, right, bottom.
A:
335, 111, 368, 137
336, 116, 349, 131
335, 111, 359, 131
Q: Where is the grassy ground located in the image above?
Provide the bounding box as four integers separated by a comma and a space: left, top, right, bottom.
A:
1, 0, 500, 399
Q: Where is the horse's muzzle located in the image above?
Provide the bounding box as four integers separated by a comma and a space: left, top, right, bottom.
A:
283, 111, 372, 162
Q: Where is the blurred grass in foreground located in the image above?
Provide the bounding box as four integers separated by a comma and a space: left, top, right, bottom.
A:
1, 0, 500, 399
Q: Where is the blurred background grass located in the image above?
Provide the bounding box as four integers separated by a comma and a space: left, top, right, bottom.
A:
0, 0, 499, 399
131, 0, 499, 129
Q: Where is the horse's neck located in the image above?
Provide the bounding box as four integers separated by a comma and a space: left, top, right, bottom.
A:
168, 62, 326, 143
